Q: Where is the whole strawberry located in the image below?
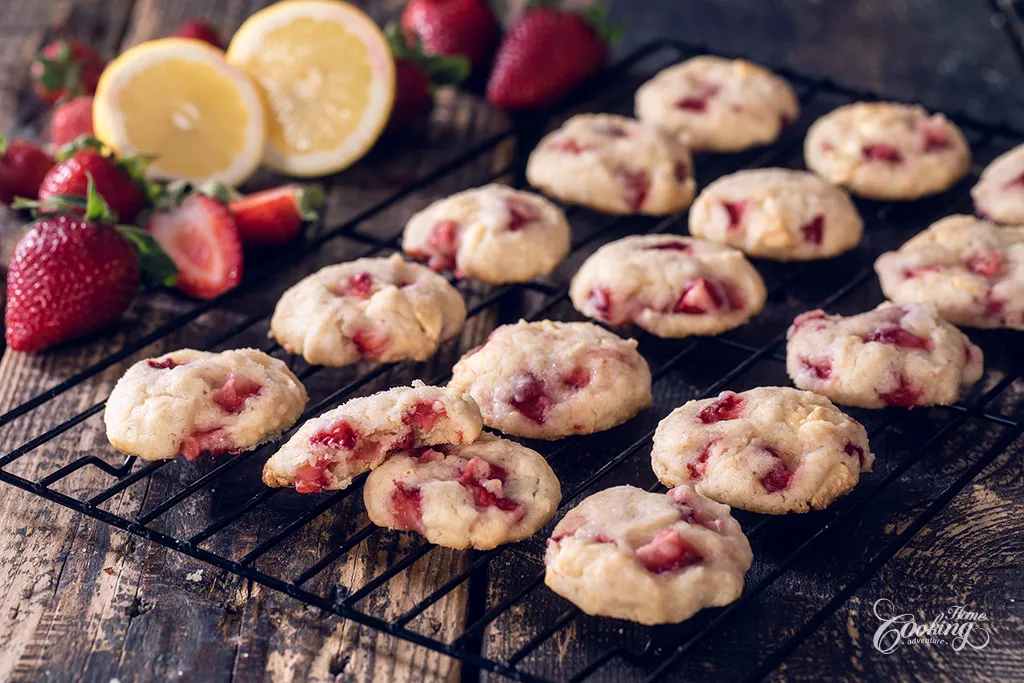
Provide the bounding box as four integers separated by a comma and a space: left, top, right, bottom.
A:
38, 137, 147, 223
229, 183, 324, 247
385, 25, 469, 134
486, 5, 615, 110
6, 179, 177, 352
50, 95, 95, 147
0, 137, 54, 204
30, 40, 104, 105
171, 19, 224, 49
401, 0, 499, 75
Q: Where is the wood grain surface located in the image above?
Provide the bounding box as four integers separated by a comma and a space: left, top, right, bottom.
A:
0, 2, 1022, 683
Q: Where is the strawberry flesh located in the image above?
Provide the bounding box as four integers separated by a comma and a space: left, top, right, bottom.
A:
179, 428, 235, 461
722, 201, 746, 230
505, 197, 540, 231
675, 278, 729, 314
211, 373, 262, 414
351, 327, 391, 360
844, 441, 867, 467
391, 481, 425, 532
687, 439, 717, 480
458, 457, 525, 520
674, 161, 690, 183
331, 271, 375, 299
561, 367, 591, 391
800, 214, 825, 245
403, 402, 447, 434
697, 392, 743, 424
310, 420, 359, 450
862, 144, 904, 163
878, 375, 923, 408
801, 356, 832, 380
792, 309, 826, 330
587, 287, 614, 322
509, 372, 552, 424
646, 240, 691, 253
614, 168, 649, 211
550, 138, 589, 154
864, 324, 932, 351
423, 219, 459, 271
759, 446, 792, 493
635, 529, 703, 573
148, 358, 179, 370
920, 121, 951, 152
295, 457, 332, 493
147, 194, 243, 300
966, 251, 1003, 277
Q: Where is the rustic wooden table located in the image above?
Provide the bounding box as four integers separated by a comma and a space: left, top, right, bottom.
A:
0, 2, 1022, 683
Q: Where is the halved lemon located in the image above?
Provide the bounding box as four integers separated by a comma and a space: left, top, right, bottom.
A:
93, 38, 266, 187
226, 0, 395, 177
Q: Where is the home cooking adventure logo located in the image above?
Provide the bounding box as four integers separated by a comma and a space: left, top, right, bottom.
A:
871, 599, 992, 654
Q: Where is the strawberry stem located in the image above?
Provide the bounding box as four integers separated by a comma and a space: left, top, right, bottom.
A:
385, 23, 469, 87
297, 184, 325, 221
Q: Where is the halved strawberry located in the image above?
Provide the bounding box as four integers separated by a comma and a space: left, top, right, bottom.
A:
147, 194, 243, 300
227, 184, 324, 248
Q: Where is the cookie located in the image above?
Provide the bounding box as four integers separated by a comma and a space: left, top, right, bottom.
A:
786, 303, 984, 409
569, 235, 767, 337
402, 184, 570, 284
543, 485, 752, 625
804, 102, 971, 200
651, 387, 873, 514
262, 382, 482, 492
105, 348, 308, 462
688, 168, 863, 261
634, 55, 799, 153
525, 113, 696, 215
971, 143, 1024, 224
448, 320, 652, 440
874, 215, 1024, 329
270, 254, 466, 367
364, 433, 561, 550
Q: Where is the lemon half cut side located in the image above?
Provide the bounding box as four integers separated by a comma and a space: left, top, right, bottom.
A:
226, 0, 396, 177
93, 38, 267, 187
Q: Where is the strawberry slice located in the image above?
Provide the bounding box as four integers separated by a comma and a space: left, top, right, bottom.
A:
228, 184, 323, 248
147, 194, 243, 300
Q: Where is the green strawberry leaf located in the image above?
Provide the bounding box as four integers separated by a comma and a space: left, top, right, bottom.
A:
116, 224, 179, 288
384, 23, 469, 87
82, 173, 116, 222
296, 184, 325, 221
54, 134, 106, 162
195, 181, 240, 204
0, 135, 7, 155
584, 4, 623, 44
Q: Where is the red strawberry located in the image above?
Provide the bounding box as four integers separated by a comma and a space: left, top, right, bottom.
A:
400, 0, 499, 75
227, 184, 324, 248
30, 40, 104, 105
384, 24, 469, 135
5, 179, 176, 351
38, 137, 146, 223
50, 95, 95, 147
486, 6, 614, 110
147, 193, 243, 300
171, 20, 224, 49
0, 137, 54, 204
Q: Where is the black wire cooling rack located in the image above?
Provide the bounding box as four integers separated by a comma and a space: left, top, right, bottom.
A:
1, 40, 1023, 682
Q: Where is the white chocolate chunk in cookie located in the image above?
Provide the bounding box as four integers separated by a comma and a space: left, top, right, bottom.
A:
804, 101, 970, 200
689, 168, 863, 261
448, 320, 652, 440
652, 387, 873, 514
786, 302, 984, 409
104, 348, 308, 462
401, 184, 570, 284
544, 485, 752, 625
270, 254, 466, 367
635, 55, 799, 152
263, 382, 482, 493
874, 215, 1024, 330
364, 433, 561, 550
569, 235, 767, 337
526, 113, 696, 216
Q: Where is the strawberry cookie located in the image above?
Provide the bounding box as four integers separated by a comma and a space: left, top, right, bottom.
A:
262, 382, 482, 493
786, 303, 984, 409
569, 235, 767, 337
804, 102, 970, 200
402, 184, 570, 284
448, 320, 652, 440
544, 485, 752, 625
874, 215, 1024, 329
270, 254, 466, 367
525, 113, 696, 215
688, 168, 863, 261
105, 349, 307, 462
635, 56, 799, 153
652, 387, 873, 514
364, 433, 561, 549
971, 143, 1024, 224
